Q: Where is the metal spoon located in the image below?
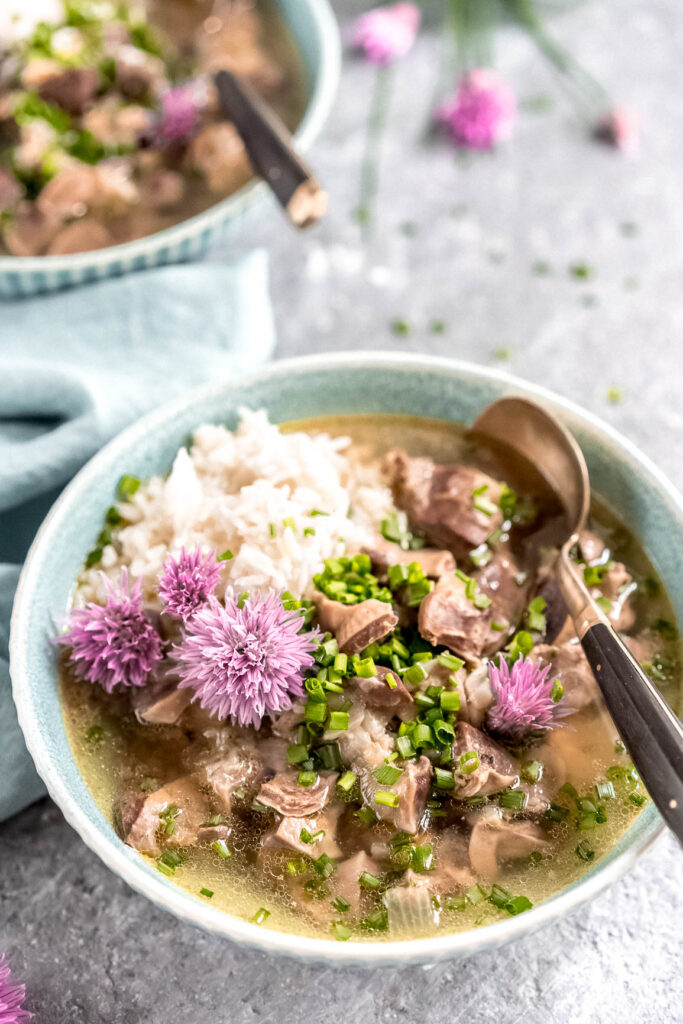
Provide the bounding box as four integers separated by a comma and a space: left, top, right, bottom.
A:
474, 396, 683, 842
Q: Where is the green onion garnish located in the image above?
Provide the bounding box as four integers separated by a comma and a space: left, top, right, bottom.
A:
287, 744, 309, 765
337, 770, 357, 793
498, 789, 527, 810
521, 761, 543, 783
437, 652, 464, 672
332, 922, 352, 941
332, 896, 350, 913
356, 806, 378, 826
328, 711, 349, 731
550, 679, 564, 703
117, 475, 140, 499
359, 871, 383, 890
396, 734, 415, 759
251, 908, 270, 925
505, 895, 533, 915
374, 763, 404, 786
299, 828, 325, 845
200, 887, 214, 898
576, 839, 595, 861
526, 596, 547, 633
375, 791, 399, 808
459, 751, 480, 774
217, 549, 233, 561
299, 770, 317, 787
212, 840, 231, 859
411, 844, 434, 873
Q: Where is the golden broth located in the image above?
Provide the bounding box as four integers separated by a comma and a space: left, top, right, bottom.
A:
61, 414, 682, 940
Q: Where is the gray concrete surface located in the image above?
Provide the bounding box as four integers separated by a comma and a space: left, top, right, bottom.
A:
2, 0, 682, 1019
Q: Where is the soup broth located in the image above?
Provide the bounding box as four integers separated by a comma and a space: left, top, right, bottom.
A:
60, 415, 681, 941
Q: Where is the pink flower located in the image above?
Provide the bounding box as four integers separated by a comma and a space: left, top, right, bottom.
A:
436, 69, 516, 150
351, 3, 421, 65
0, 955, 32, 1023
158, 548, 222, 620
594, 108, 638, 153
57, 569, 162, 693
487, 656, 571, 741
157, 85, 201, 142
173, 590, 320, 728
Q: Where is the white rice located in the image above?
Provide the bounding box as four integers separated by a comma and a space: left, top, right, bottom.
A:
75, 408, 393, 607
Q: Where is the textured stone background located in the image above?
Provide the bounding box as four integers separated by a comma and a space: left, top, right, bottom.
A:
2, 0, 682, 1019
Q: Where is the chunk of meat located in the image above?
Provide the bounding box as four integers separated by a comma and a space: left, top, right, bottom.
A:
362, 536, 455, 581
262, 806, 342, 859
115, 45, 167, 100
314, 593, 398, 655
123, 777, 209, 856
331, 851, 381, 912
347, 665, 414, 721
454, 722, 518, 798
137, 169, 185, 210
385, 875, 439, 934
530, 641, 601, 713
198, 1, 285, 96
271, 698, 306, 740
460, 664, 495, 729
418, 576, 493, 662
3, 203, 59, 256
257, 771, 337, 818
578, 529, 607, 563
0, 169, 21, 214
383, 449, 503, 556
592, 562, 637, 631
200, 747, 264, 812
420, 830, 475, 893
326, 701, 394, 767
360, 755, 432, 834
468, 808, 548, 878
187, 122, 251, 193
83, 98, 149, 148
130, 660, 192, 725
38, 164, 97, 221
474, 553, 531, 641
38, 65, 99, 114
46, 219, 114, 255
196, 824, 230, 844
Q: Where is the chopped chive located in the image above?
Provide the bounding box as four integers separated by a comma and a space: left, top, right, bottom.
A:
359, 871, 383, 890
489, 883, 512, 908
303, 527, 316, 537
385, 672, 398, 690
356, 806, 378, 826
332, 896, 350, 913
328, 711, 350, 732
498, 789, 528, 810
374, 763, 404, 786
606, 386, 624, 405
282, 517, 296, 531
521, 761, 543, 784
85, 548, 103, 568
391, 318, 411, 336
473, 495, 498, 517
299, 770, 317, 787
505, 895, 532, 915
434, 767, 455, 790
595, 781, 616, 801
576, 839, 595, 861
287, 744, 309, 766
85, 724, 103, 744
354, 657, 377, 678
437, 652, 464, 672
299, 828, 325, 845
412, 723, 434, 747
550, 679, 564, 703
332, 921, 352, 941
491, 620, 507, 632
570, 262, 594, 280
395, 734, 415, 759
459, 751, 480, 774
440, 690, 461, 712
375, 791, 399, 808
466, 884, 488, 906
310, 509, 330, 517
403, 663, 428, 687
212, 840, 231, 859
251, 908, 270, 925
337, 770, 357, 792
105, 505, 122, 526
200, 887, 214, 898
286, 858, 307, 875
388, 563, 410, 588
217, 549, 233, 561
268, 522, 276, 537
116, 475, 140, 499
629, 792, 646, 807
411, 844, 434, 873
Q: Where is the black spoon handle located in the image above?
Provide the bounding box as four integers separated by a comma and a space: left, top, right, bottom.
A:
581, 622, 683, 842
213, 68, 328, 229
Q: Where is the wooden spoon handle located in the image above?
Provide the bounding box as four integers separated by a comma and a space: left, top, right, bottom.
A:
214, 69, 328, 229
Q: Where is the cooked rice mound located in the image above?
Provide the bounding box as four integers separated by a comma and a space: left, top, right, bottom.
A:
75, 408, 393, 606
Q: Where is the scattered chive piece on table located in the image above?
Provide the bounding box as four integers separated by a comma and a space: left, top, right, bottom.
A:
606, 386, 624, 404
430, 319, 447, 334
391, 318, 412, 336
532, 260, 552, 275
493, 346, 512, 361
570, 262, 594, 280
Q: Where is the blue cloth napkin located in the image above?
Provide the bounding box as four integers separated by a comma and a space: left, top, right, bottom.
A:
0, 253, 275, 822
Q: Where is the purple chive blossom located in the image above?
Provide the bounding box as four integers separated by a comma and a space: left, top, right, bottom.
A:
594, 107, 638, 153
487, 656, 571, 741
57, 569, 162, 693
0, 955, 32, 1023
351, 2, 421, 65
158, 548, 222, 620
156, 84, 201, 142
436, 69, 516, 150
173, 590, 319, 728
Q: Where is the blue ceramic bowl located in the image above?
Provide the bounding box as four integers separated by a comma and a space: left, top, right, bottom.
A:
0, 0, 340, 299
10, 353, 683, 966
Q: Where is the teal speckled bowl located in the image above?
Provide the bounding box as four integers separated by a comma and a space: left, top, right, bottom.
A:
9, 353, 683, 966
0, 0, 340, 298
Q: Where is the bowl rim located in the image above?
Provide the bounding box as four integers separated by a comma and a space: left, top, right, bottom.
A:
10, 351, 680, 966
0, 0, 341, 274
